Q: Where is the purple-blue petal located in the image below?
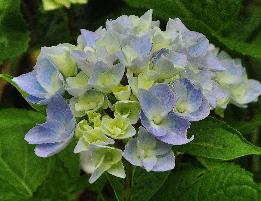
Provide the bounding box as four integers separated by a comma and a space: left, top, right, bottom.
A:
25, 121, 63, 144
80, 29, 100, 47
35, 141, 71, 157
152, 151, 175, 172
46, 95, 74, 124
149, 83, 176, 112
141, 111, 191, 145
123, 139, 142, 166
12, 70, 46, 98
25, 94, 76, 157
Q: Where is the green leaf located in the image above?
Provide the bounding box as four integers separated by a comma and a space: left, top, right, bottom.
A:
57, 139, 80, 177
125, 0, 261, 58
224, 102, 261, 135
152, 162, 260, 201
107, 166, 169, 201
0, 74, 27, 97
174, 117, 261, 160
0, 0, 30, 63
0, 74, 45, 113
29, 159, 88, 201
0, 108, 53, 201
131, 167, 170, 201
106, 173, 124, 201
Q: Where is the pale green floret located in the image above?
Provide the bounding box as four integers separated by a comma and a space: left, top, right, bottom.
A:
74, 90, 107, 113
152, 27, 173, 52
75, 119, 93, 138
74, 120, 114, 153
113, 101, 140, 124
101, 115, 136, 139
216, 94, 230, 109
112, 85, 131, 101
86, 111, 102, 127
42, 0, 88, 10
88, 145, 125, 183
69, 98, 85, 117
127, 70, 158, 96
66, 71, 89, 96
48, 44, 78, 77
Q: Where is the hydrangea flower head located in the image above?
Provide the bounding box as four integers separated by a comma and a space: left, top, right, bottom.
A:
13, 10, 261, 183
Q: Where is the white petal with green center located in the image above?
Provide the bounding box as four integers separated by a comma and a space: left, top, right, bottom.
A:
112, 85, 131, 101
101, 116, 136, 139
66, 71, 89, 96
74, 90, 106, 113
113, 100, 140, 124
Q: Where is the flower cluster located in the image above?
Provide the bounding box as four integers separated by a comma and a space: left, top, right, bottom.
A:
13, 10, 261, 183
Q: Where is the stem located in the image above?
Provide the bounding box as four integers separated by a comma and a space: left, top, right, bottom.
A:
123, 162, 133, 201
252, 128, 260, 174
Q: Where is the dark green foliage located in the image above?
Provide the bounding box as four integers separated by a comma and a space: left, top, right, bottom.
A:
0, 0, 30, 63
152, 162, 261, 201
174, 117, 261, 160
0, 109, 87, 201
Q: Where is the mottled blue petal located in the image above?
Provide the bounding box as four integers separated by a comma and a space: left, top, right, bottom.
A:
172, 78, 210, 121
188, 37, 209, 58
25, 94, 76, 157
46, 95, 74, 124
130, 35, 152, 55
123, 138, 142, 166
25, 121, 63, 144
138, 89, 167, 123
12, 70, 46, 98
124, 127, 176, 172
88, 61, 125, 92
141, 111, 191, 145
80, 29, 100, 47
152, 151, 175, 172
35, 142, 70, 157
149, 84, 176, 112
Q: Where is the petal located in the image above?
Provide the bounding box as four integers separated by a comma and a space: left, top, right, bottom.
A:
138, 89, 168, 122
142, 155, 157, 172
123, 138, 142, 166
26, 95, 46, 104
46, 94, 75, 124
149, 83, 176, 112
137, 127, 157, 148
88, 61, 125, 92
66, 71, 89, 97
166, 18, 188, 33
74, 137, 89, 153
35, 140, 71, 157
80, 29, 100, 47
152, 151, 175, 172
141, 111, 192, 145
231, 79, 261, 106
89, 166, 107, 184
107, 160, 126, 178
80, 151, 95, 174
35, 57, 63, 94
140, 111, 170, 137
12, 70, 46, 98
188, 97, 210, 121
25, 121, 64, 144
188, 37, 209, 58
130, 35, 152, 55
